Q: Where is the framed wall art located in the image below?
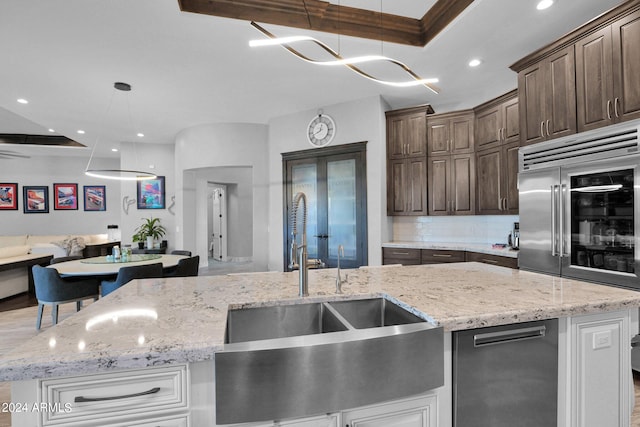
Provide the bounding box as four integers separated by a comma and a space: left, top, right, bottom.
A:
84, 185, 106, 211
137, 176, 165, 209
23, 186, 49, 213
53, 183, 78, 210
0, 183, 18, 210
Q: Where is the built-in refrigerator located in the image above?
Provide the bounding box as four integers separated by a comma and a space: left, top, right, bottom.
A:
519, 120, 639, 290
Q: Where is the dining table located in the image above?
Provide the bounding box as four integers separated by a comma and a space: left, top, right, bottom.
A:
47, 254, 187, 277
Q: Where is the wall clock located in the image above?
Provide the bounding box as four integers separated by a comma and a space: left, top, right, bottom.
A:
307, 113, 336, 147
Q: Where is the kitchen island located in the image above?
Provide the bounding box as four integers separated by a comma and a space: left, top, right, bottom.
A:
2, 262, 639, 426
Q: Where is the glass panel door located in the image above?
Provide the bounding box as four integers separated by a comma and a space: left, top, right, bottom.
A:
290, 163, 319, 260
283, 143, 367, 271
570, 168, 635, 274
327, 159, 357, 264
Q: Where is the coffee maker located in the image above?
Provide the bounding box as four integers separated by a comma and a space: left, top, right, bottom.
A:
508, 222, 520, 250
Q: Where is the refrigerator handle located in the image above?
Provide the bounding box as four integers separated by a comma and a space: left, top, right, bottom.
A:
559, 184, 567, 257
551, 185, 558, 257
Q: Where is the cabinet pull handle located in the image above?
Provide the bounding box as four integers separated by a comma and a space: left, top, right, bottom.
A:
545, 120, 550, 137
74, 387, 161, 403
482, 258, 498, 264
607, 100, 612, 120
392, 251, 410, 255
433, 254, 452, 257
615, 97, 620, 118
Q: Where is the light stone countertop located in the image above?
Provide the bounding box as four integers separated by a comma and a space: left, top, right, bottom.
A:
383, 241, 519, 258
1, 262, 639, 382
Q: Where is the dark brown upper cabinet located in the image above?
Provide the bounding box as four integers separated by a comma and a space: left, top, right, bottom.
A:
511, 0, 640, 143
474, 90, 520, 150
427, 110, 474, 156
576, 9, 640, 132
386, 106, 432, 160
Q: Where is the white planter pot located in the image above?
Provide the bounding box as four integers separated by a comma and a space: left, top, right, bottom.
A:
146, 236, 154, 249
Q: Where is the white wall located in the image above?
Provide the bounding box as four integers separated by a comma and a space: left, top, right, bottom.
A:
174, 123, 269, 269
0, 155, 120, 235
267, 95, 391, 270
119, 142, 176, 250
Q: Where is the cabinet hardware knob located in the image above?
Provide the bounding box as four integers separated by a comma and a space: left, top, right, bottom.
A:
607, 100, 612, 120
74, 387, 161, 403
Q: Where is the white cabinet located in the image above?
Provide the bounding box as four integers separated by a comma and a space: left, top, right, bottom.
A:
224, 414, 338, 427
563, 310, 635, 427
12, 364, 189, 427
342, 394, 437, 427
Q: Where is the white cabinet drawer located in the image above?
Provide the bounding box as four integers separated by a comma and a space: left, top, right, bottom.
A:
39, 365, 189, 426
106, 414, 189, 427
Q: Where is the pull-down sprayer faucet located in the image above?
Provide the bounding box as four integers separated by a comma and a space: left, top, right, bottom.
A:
289, 192, 325, 297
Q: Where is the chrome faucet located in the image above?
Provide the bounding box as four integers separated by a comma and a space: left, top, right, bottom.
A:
335, 244, 346, 294
289, 192, 325, 297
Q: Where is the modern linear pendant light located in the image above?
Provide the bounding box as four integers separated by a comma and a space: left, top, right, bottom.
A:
248, 0, 439, 94
84, 82, 157, 181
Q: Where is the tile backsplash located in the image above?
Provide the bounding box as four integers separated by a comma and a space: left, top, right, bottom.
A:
392, 215, 519, 244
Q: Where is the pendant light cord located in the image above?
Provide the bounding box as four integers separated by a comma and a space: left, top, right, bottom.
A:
85, 88, 117, 172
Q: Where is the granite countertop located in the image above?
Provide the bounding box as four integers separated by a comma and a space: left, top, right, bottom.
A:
1, 262, 639, 382
383, 241, 519, 258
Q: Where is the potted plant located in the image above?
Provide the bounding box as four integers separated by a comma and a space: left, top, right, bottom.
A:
132, 217, 166, 249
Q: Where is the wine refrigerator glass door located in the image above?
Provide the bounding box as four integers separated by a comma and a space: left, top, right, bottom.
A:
562, 156, 638, 289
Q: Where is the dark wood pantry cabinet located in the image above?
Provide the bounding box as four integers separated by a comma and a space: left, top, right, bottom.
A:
386, 105, 434, 216
474, 91, 519, 215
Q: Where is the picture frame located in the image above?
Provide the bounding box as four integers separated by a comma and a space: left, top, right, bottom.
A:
53, 183, 78, 210
83, 185, 106, 211
137, 176, 165, 209
23, 186, 49, 213
0, 183, 18, 210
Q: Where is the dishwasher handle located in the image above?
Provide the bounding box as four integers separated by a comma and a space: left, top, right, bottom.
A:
474, 325, 546, 347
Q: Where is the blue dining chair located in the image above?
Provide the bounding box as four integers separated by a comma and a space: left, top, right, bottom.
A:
164, 255, 200, 278
32, 265, 99, 330
101, 263, 164, 297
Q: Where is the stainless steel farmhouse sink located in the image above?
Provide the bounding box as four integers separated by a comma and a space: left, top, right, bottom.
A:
215, 297, 444, 424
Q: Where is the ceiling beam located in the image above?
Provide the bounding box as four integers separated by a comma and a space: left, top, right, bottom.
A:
177, 0, 474, 47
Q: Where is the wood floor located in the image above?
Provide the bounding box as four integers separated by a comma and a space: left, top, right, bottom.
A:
1, 296, 639, 426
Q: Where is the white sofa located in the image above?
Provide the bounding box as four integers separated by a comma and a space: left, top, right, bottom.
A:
0, 234, 110, 300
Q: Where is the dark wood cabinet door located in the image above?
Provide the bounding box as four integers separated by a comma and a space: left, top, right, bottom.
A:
475, 105, 501, 150
504, 142, 519, 215
387, 158, 407, 215
451, 113, 474, 153
518, 61, 546, 146
475, 147, 503, 215
576, 26, 615, 132
451, 153, 475, 215
427, 118, 450, 156
428, 156, 449, 216
387, 115, 406, 159
405, 112, 427, 157
407, 157, 428, 215
503, 96, 520, 144
545, 47, 577, 140
612, 10, 640, 123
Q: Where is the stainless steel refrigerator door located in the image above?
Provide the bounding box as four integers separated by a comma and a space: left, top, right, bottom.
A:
560, 156, 640, 289
519, 167, 562, 275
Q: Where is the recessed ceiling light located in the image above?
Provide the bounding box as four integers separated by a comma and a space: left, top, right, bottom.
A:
17, 98, 28, 104
77, 130, 85, 134
468, 59, 482, 67
137, 133, 144, 138
111, 148, 119, 152
536, 0, 554, 10
48, 128, 55, 133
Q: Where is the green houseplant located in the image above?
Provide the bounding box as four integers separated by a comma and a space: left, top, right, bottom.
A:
132, 217, 166, 249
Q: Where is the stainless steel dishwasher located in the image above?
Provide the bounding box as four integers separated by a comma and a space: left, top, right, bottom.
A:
453, 319, 558, 427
